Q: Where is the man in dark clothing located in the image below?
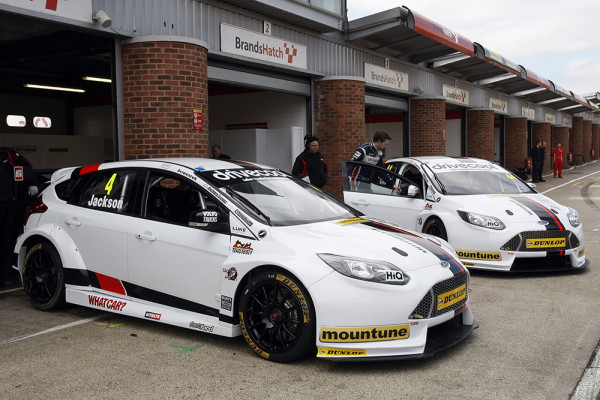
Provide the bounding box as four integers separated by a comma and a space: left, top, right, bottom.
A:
0, 151, 16, 287
212, 144, 231, 160
530, 141, 544, 183
292, 135, 327, 188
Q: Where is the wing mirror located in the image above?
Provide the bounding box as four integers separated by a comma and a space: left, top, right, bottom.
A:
407, 185, 420, 198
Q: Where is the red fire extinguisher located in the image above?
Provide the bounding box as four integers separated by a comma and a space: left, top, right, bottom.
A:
525, 158, 532, 171
567, 152, 573, 163
591, 149, 595, 158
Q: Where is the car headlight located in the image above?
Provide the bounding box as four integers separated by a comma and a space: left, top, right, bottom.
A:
457, 210, 505, 230
567, 207, 580, 227
317, 253, 410, 285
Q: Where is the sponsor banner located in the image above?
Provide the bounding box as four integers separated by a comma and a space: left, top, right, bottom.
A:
364, 63, 409, 92
318, 347, 367, 357
443, 84, 469, 105
456, 250, 502, 261
562, 114, 572, 128
320, 324, 409, 343
334, 217, 368, 226
525, 238, 566, 249
437, 284, 467, 311
1, 0, 93, 22
522, 106, 536, 120
489, 98, 508, 114
545, 113, 556, 124
220, 24, 307, 69
428, 162, 498, 172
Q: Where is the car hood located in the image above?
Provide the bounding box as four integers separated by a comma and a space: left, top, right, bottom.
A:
448, 193, 571, 229
272, 217, 465, 273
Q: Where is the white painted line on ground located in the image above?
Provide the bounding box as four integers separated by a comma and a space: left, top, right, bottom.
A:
541, 170, 600, 194
570, 345, 600, 400
0, 314, 106, 346
0, 287, 24, 294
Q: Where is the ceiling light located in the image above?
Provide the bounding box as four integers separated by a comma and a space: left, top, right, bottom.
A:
24, 84, 86, 93
83, 76, 112, 83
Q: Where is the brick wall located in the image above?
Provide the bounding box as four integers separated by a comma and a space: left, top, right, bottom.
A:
571, 116, 583, 159
551, 126, 569, 168
593, 124, 600, 160
409, 98, 446, 156
532, 123, 551, 174
314, 78, 365, 200
583, 119, 593, 160
121, 41, 208, 159
466, 109, 494, 161
505, 117, 527, 174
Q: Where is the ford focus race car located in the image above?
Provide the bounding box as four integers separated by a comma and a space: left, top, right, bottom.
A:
13, 158, 476, 362
343, 156, 588, 272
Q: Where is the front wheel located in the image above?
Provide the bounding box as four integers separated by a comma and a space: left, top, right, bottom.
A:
238, 271, 315, 363
423, 218, 448, 241
22, 241, 65, 311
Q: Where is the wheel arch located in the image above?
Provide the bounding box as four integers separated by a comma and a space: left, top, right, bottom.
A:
422, 214, 450, 240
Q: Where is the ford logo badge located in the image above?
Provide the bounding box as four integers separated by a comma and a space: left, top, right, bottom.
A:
538, 220, 549, 225
440, 261, 450, 268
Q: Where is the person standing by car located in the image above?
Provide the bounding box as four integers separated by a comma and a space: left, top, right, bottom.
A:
349, 131, 402, 194
530, 141, 544, 183
552, 142, 565, 178
0, 151, 16, 287
212, 144, 231, 160
292, 135, 328, 188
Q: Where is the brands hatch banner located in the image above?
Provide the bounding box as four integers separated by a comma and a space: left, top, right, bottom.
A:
443, 84, 469, 106
364, 63, 409, 92
1, 0, 93, 23
220, 24, 307, 70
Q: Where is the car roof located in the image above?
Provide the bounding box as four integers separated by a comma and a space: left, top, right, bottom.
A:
386, 156, 493, 167
88, 158, 277, 173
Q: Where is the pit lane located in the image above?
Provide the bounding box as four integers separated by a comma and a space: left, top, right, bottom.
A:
1, 162, 599, 399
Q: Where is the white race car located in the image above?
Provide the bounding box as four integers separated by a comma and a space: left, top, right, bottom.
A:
343, 156, 588, 272
13, 158, 476, 362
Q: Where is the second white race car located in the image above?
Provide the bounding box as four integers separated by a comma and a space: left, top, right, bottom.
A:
343, 156, 588, 272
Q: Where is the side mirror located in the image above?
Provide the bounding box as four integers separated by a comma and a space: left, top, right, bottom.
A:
527, 183, 537, 190
189, 210, 227, 232
407, 185, 420, 198
425, 187, 439, 202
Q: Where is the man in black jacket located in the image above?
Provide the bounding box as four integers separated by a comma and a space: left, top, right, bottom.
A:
292, 135, 327, 188
530, 140, 545, 183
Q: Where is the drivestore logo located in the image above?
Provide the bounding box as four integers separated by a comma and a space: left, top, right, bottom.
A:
235, 37, 298, 64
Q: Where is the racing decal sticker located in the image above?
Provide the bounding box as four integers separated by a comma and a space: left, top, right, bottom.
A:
361, 220, 465, 275
437, 284, 467, 311
333, 217, 368, 225
221, 295, 233, 311
189, 321, 214, 333
508, 195, 565, 230
145, 311, 162, 321
318, 348, 367, 357
87, 194, 124, 210
320, 324, 409, 342
234, 209, 253, 227
456, 250, 502, 261
232, 240, 253, 255
94, 272, 127, 295
77, 163, 101, 175
578, 248, 585, 257
428, 161, 498, 172
223, 267, 238, 281
525, 238, 566, 249
88, 295, 127, 311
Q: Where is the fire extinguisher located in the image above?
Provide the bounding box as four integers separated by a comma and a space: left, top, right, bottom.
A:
567, 152, 573, 163
591, 149, 595, 158
525, 158, 532, 171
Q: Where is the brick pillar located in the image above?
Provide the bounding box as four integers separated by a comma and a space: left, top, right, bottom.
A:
592, 123, 600, 160
121, 40, 208, 159
532, 122, 551, 175
314, 77, 365, 200
583, 119, 592, 161
505, 117, 528, 174
409, 97, 446, 156
466, 109, 494, 161
571, 116, 583, 163
552, 126, 569, 172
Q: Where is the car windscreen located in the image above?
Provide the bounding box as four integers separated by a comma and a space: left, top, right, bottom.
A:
434, 170, 534, 195
201, 169, 358, 226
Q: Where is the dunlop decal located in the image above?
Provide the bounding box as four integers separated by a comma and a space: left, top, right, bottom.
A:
318, 347, 367, 357
438, 284, 467, 311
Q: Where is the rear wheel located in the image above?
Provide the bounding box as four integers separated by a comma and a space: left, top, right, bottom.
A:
423, 218, 448, 241
238, 271, 315, 363
22, 241, 65, 311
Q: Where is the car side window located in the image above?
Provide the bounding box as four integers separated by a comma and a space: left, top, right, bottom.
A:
144, 171, 223, 226
78, 169, 137, 214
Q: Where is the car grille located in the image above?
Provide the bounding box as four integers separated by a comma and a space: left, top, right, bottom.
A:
500, 230, 580, 252
409, 272, 469, 320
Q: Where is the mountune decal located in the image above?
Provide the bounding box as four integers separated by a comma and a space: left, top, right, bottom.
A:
456, 250, 502, 261
320, 325, 409, 343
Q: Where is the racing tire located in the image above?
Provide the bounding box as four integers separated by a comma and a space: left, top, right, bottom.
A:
238, 271, 316, 363
22, 241, 66, 311
423, 218, 448, 241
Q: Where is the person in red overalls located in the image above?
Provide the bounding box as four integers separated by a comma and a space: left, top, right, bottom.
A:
552, 143, 564, 178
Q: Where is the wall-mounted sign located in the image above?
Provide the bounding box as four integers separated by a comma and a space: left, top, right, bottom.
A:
522, 106, 536, 120
220, 24, 307, 69
1, 0, 93, 23
489, 98, 507, 114
545, 113, 556, 124
443, 84, 469, 105
193, 109, 202, 130
364, 63, 409, 92
562, 114, 572, 128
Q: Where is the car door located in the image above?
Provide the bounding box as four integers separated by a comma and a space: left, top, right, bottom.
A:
127, 170, 230, 312
342, 160, 424, 230
56, 168, 139, 284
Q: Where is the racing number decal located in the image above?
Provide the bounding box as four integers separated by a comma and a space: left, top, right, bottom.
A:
105, 173, 117, 195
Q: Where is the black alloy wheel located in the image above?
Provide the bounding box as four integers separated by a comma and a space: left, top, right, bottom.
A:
423, 218, 448, 241
22, 241, 65, 311
239, 271, 315, 363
